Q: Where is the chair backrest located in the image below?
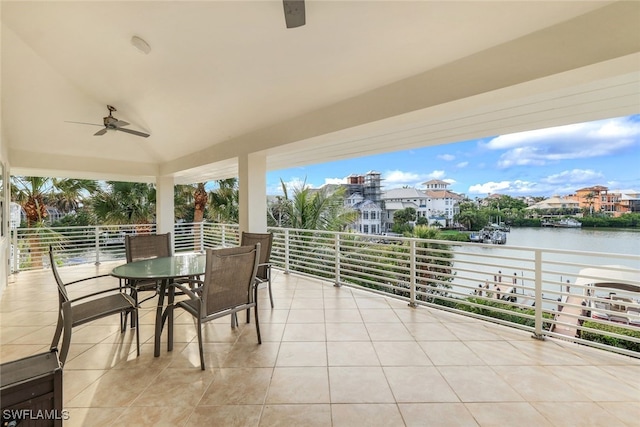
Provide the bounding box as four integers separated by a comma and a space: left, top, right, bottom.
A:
201, 244, 260, 317
125, 233, 172, 263
49, 247, 70, 305
240, 232, 272, 280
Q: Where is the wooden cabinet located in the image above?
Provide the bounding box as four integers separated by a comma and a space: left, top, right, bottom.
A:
1, 350, 63, 427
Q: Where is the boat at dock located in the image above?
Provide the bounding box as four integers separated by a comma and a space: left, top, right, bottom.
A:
541, 218, 582, 228
469, 227, 507, 244
579, 266, 640, 326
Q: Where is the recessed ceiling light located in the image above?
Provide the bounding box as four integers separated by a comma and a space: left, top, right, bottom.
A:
131, 36, 151, 55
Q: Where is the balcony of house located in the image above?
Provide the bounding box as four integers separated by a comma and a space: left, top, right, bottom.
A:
3, 223, 640, 426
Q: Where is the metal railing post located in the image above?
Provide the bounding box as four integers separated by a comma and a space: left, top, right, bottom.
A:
334, 233, 341, 287
199, 222, 205, 252
532, 250, 545, 340
284, 229, 290, 274
94, 226, 101, 265
221, 224, 226, 247
11, 228, 19, 273
409, 239, 417, 307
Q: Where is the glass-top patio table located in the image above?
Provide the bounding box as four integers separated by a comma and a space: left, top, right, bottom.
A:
111, 253, 205, 357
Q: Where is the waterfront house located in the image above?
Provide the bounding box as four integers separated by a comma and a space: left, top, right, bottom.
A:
421, 180, 463, 227
344, 193, 383, 235
526, 195, 581, 214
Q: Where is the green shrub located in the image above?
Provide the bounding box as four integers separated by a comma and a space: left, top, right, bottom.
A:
581, 321, 640, 352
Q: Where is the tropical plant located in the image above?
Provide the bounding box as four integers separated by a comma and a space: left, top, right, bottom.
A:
174, 184, 195, 222
275, 179, 356, 231
267, 195, 292, 227
11, 176, 96, 267
91, 181, 156, 226
46, 179, 99, 214
208, 178, 239, 223
411, 225, 454, 301
584, 192, 596, 215
454, 201, 487, 231
193, 182, 208, 223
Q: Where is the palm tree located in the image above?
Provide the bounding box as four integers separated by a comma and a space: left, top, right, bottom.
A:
208, 178, 239, 223
11, 176, 97, 268
11, 176, 50, 228
277, 179, 356, 231
174, 184, 195, 221
193, 182, 208, 223
46, 179, 99, 214
584, 192, 596, 215
267, 195, 292, 227
91, 181, 156, 227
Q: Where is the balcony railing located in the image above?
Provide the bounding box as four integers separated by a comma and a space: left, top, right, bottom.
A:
10, 223, 640, 358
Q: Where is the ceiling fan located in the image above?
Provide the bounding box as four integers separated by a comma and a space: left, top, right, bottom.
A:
66, 105, 150, 138
283, 0, 305, 28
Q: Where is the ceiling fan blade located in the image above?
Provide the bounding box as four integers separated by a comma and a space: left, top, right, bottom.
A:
94, 128, 108, 136
283, 0, 305, 28
65, 120, 103, 127
114, 120, 130, 127
116, 127, 150, 138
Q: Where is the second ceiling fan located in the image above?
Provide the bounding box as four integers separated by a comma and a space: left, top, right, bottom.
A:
283, 0, 305, 28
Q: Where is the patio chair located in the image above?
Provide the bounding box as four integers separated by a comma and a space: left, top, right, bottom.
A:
49, 247, 139, 366
240, 232, 274, 308
170, 244, 261, 370
124, 232, 173, 325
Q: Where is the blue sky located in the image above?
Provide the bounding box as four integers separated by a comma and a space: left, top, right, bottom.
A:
266, 114, 640, 198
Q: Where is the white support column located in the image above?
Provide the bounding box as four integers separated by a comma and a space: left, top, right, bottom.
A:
238, 152, 267, 233
156, 176, 175, 240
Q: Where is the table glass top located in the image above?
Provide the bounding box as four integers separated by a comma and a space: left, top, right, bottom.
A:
111, 253, 205, 280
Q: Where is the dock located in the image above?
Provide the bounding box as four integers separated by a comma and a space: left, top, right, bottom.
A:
552, 295, 585, 338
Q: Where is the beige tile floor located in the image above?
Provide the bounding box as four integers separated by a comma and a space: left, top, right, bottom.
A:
1, 262, 639, 426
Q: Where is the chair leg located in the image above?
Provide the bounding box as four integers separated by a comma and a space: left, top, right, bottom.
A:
254, 287, 262, 344
130, 289, 139, 329
197, 318, 205, 370
231, 312, 238, 328
134, 308, 140, 357
268, 278, 274, 308
120, 312, 128, 332
254, 307, 261, 344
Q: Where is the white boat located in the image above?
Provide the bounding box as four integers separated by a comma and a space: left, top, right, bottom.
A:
541, 218, 582, 228
578, 266, 640, 327
556, 218, 582, 228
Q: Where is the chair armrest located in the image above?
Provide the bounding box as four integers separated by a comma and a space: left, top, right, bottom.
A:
171, 281, 203, 300
64, 274, 113, 286
69, 286, 133, 303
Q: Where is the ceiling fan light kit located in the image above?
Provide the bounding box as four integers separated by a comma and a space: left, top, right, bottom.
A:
131, 35, 151, 54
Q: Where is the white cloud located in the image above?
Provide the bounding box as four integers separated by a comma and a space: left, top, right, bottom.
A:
437, 154, 455, 161
456, 161, 469, 168
468, 180, 537, 195
324, 177, 346, 185
429, 170, 446, 179
541, 169, 604, 185
383, 170, 431, 188
268, 177, 318, 195
483, 117, 640, 168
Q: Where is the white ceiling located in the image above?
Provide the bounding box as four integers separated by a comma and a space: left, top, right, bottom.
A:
2, 1, 639, 184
